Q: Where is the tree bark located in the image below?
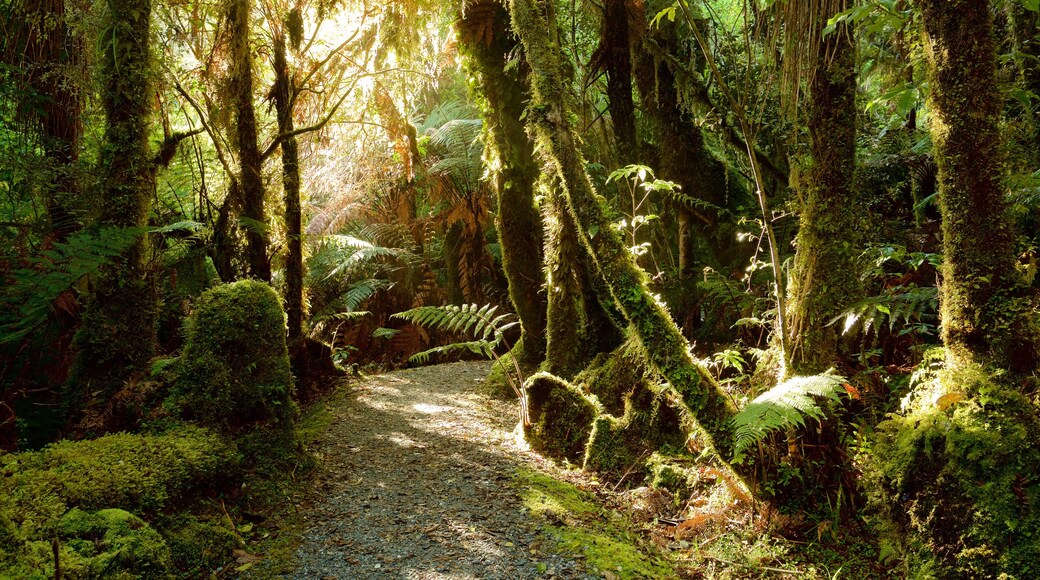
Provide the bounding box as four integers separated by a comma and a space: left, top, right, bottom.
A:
629, 8, 729, 274
69, 0, 157, 402
273, 35, 304, 344
601, 0, 636, 163
228, 0, 270, 281
458, 1, 547, 363
917, 0, 1039, 373
784, 20, 863, 374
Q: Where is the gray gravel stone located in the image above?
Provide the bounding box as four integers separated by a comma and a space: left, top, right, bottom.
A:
288, 361, 599, 579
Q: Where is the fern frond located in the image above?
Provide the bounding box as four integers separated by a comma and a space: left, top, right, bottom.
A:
828, 285, 938, 337
408, 340, 494, 365
731, 371, 848, 461
0, 226, 145, 344
390, 303, 518, 365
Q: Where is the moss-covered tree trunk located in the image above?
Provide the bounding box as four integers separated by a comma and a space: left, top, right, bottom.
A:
69, 0, 157, 402
507, 0, 742, 471
272, 35, 304, 344
457, 2, 547, 364
542, 176, 622, 378
228, 0, 270, 282
784, 19, 862, 374
917, 0, 1038, 373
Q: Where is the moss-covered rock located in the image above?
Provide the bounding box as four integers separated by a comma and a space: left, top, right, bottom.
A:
524, 372, 599, 464
170, 280, 297, 433
863, 366, 1040, 579
0, 426, 236, 577
59, 508, 172, 576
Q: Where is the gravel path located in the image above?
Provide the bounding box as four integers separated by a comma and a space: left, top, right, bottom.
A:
289, 361, 596, 579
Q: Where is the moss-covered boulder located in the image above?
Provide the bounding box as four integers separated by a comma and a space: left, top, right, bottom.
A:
0, 426, 236, 577
524, 373, 599, 463
863, 367, 1040, 579
170, 280, 297, 433
60, 508, 172, 576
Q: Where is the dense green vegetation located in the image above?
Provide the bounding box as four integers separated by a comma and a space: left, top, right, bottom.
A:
2, 0, 1040, 577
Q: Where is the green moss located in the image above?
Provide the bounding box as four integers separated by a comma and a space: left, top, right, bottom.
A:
0, 427, 234, 577
59, 508, 172, 576
646, 452, 694, 494
513, 467, 674, 579
578, 352, 688, 478
863, 365, 1040, 578
0, 426, 236, 516
524, 372, 599, 463
170, 280, 297, 433
514, 468, 599, 518
574, 336, 646, 415
163, 516, 238, 575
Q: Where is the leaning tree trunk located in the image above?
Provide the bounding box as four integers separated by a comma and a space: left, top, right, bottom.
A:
273, 35, 304, 345
918, 0, 1039, 373
69, 0, 157, 404
457, 1, 547, 364
784, 18, 863, 374
228, 0, 270, 281
507, 0, 743, 473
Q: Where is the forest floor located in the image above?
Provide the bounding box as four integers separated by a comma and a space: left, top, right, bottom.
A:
280, 361, 634, 579
243, 361, 884, 580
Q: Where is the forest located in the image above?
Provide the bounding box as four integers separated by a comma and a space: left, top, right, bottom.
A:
2, 0, 1040, 577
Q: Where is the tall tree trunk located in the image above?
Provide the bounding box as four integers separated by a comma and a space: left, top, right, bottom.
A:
273, 35, 304, 345
601, 0, 636, 163
458, 1, 547, 363
917, 0, 1038, 373
228, 0, 270, 281
629, 7, 729, 275
784, 19, 863, 374
507, 0, 742, 473
69, 0, 157, 403
5, 0, 82, 239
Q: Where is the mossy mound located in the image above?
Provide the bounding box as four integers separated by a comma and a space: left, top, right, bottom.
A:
0, 426, 237, 577
170, 280, 297, 433
863, 366, 1040, 579
524, 372, 599, 463
163, 515, 239, 575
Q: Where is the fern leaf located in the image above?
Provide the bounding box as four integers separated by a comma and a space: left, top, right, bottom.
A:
731, 371, 848, 462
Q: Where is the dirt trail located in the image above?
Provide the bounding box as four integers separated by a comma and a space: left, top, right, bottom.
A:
289, 361, 596, 579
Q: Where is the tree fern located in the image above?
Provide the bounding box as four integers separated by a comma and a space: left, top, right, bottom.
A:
731, 371, 849, 463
